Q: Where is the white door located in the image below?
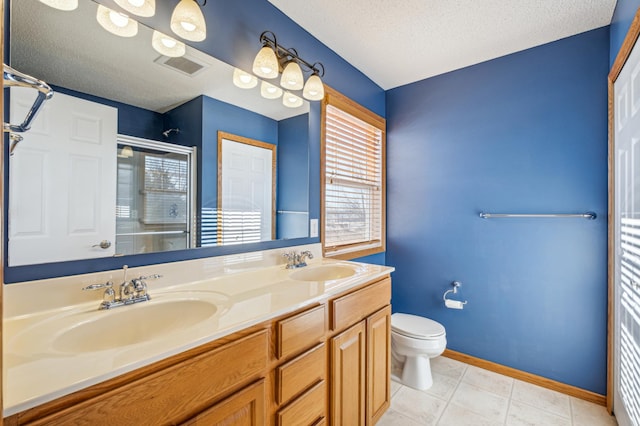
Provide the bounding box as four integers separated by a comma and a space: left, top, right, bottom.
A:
614, 32, 640, 426
219, 138, 274, 245
9, 89, 117, 266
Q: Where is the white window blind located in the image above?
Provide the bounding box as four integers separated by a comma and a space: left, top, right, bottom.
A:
324, 103, 384, 256
142, 155, 188, 224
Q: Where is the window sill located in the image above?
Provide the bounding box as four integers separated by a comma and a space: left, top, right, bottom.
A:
323, 243, 385, 261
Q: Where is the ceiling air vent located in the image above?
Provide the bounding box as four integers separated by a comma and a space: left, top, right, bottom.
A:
154, 53, 209, 77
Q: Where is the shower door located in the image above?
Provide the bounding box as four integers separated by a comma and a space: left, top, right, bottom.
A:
613, 27, 640, 426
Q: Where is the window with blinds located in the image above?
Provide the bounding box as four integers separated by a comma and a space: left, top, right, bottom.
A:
322, 89, 386, 259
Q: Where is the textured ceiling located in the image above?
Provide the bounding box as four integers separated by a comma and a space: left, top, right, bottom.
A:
268, 0, 617, 90
12, 0, 308, 120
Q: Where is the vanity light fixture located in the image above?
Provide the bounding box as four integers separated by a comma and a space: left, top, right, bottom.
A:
152, 31, 186, 57
302, 72, 324, 101
114, 0, 155, 17
119, 146, 134, 158
170, 0, 207, 42
260, 81, 283, 99
280, 62, 304, 91
282, 91, 303, 108
96, 5, 138, 38
233, 68, 258, 89
252, 31, 325, 101
38, 0, 78, 11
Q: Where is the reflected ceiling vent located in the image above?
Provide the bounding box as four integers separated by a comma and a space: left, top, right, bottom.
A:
154, 52, 209, 77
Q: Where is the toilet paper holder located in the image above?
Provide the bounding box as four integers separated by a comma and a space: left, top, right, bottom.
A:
443, 281, 467, 309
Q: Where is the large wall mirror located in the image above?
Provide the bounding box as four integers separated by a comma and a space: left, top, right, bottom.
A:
5, 0, 312, 281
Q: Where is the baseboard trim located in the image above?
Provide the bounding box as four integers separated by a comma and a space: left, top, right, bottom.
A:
443, 349, 606, 406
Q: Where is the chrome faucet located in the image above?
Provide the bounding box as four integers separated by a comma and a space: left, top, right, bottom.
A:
282, 250, 314, 269
82, 265, 162, 310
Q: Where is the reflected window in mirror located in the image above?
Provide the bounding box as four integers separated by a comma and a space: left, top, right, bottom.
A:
116, 138, 196, 256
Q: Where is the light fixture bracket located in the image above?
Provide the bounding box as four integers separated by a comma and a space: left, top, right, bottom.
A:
258, 31, 325, 78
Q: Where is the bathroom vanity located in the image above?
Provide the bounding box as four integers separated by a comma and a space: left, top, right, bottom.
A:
3, 246, 393, 425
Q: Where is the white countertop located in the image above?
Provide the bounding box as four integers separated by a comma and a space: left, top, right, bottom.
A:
3, 246, 394, 417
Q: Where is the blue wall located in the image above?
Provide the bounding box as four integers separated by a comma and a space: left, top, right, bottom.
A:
386, 27, 609, 393
52, 86, 165, 141
277, 114, 310, 239
611, 0, 640, 65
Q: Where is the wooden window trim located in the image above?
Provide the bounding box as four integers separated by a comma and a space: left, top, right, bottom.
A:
321, 86, 386, 260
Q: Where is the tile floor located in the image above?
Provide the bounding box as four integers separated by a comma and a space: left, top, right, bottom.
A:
378, 356, 617, 426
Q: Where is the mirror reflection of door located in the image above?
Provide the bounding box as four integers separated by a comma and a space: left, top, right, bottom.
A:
116, 137, 195, 256
218, 132, 276, 245
8, 89, 117, 266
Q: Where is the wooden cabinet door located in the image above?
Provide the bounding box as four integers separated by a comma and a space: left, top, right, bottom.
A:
183, 380, 266, 426
367, 306, 391, 424
330, 321, 366, 426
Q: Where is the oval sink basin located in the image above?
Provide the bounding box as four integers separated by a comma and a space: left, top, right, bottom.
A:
52, 299, 218, 353
290, 264, 356, 282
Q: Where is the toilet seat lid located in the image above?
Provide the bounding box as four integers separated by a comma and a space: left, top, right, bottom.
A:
391, 313, 445, 339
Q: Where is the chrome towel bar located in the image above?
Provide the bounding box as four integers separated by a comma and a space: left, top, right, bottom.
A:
479, 212, 597, 220
3, 64, 53, 132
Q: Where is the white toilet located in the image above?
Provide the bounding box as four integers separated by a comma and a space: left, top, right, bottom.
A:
391, 313, 447, 390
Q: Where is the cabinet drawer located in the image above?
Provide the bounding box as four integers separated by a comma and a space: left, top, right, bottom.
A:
276, 342, 326, 404
277, 380, 326, 426
28, 330, 269, 426
277, 304, 326, 359
183, 379, 266, 425
331, 278, 391, 331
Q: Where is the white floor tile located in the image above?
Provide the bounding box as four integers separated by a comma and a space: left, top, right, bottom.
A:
506, 399, 571, 426
462, 365, 514, 398
390, 379, 402, 397
425, 372, 460, 401
387, 358, 619, 426
391, 385, 447, 425
450, 381, 509, 423
430, 356, 468, 380
571, 397, 617, 426
437, 402, 503, 426
511, 380, 571, 418
377, 408, 424, 426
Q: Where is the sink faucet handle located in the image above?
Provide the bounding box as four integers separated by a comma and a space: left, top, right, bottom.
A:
82, 281, 116, 308
132, 279, 149, 298
283, 252, 298, 269
82, 281, 113, 291
300, 250, 314, 260
138, 274, 162, 280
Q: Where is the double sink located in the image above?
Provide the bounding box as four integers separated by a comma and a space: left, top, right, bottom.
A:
8, 262, 358, 356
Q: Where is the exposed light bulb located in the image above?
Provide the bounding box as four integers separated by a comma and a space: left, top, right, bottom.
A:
252, 46, 279, 79
109, 10, 129, 27
303, 74, 325, 101
114, 0, 155, 17
260, 81, 283, 99
282, 91, 303, 108
152, 31, 186, 57
232, 68, 258, 89
38, 0, 78, 11
170, 0, 207, 42
96, 5, 138, 38
162, 38, 177, 48
280, 62, 304, 90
